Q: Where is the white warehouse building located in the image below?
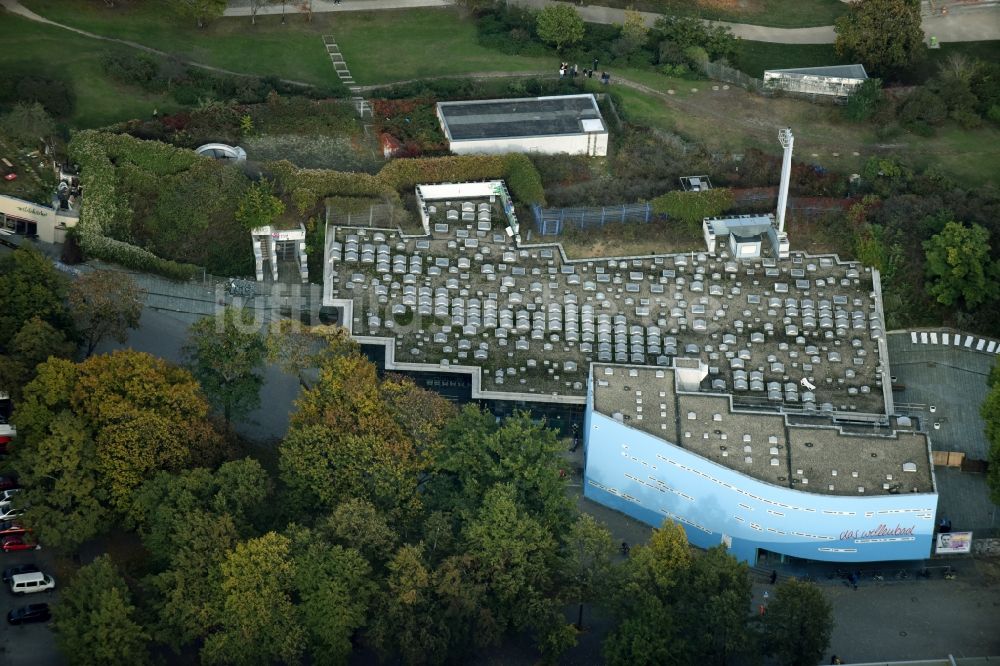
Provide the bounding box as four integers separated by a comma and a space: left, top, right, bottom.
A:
436, 94, 608, 157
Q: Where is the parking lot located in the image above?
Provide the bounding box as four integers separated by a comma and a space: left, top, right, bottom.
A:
0, 548, 63, 665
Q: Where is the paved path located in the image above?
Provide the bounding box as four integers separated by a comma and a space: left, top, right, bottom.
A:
226, 0, 1000, 43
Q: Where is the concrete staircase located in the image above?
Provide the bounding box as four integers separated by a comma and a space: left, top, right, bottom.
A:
323, 35, 371, 118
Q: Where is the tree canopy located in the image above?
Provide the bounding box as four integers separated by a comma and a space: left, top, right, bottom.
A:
834, 0, 925, 76
12, 350, 225, 551
235, 178, 285, 230
763, 579, 834, 666
923, 221, 997, 310
184, 307, 267, 423
68, 269, 144, 357
982, 363, 1000, 505
535, 5, 585, 52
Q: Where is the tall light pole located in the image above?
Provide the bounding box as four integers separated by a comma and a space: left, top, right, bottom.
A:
776, 128, 794, 235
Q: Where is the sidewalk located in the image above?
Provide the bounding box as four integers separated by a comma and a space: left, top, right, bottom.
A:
223, 0, 451, 16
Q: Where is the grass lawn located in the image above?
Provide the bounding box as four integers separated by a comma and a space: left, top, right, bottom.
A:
328, 9, 552, 84
22, 0, 336, 87
0, 12, 183, 128
20, 2, 554, 87
591, 0, 847, 28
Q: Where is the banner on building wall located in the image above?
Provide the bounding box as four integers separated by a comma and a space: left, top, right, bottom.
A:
935, 531, 972, 554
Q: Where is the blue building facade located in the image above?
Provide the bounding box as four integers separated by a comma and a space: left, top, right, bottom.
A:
583, 373, 938, 564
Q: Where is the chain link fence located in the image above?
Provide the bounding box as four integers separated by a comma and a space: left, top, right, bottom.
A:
531, 202, 653, 236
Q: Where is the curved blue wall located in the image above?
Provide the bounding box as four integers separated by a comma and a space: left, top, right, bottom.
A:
584, 409, 937, 563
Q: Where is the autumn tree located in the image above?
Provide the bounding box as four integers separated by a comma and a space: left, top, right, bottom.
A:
201, 532, 306, 665
834, 0, 925, 76
0, 316, 75, 399
923, 221, 997, 310
68, 269, 144, 356
321, 497, 400, 567
235, 178, 285, 230
11, 351, 225, 552
53, 555, 151, 666
762, 579, 834, 666
536, 5, 585, 52
184, 307, 267, 423
279, 353, 436, 517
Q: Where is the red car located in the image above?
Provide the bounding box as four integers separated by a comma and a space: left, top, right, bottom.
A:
0, 535, 38, 552
0, 521, 27, 537
2, 173, 15, 182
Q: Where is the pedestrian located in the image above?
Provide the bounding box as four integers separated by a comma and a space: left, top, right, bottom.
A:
559, 64, 565, 78
593, 57, 599, 71
588, 69, 594, 79
572, 63, 578, 77
830, 656, 842, 665
758, 604, 766, 616
621, 541, 630, 556
763, 590, 769, 604
770, 570, 777, 585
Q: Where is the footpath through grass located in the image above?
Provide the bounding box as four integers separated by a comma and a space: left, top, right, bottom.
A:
0, 12, 182, 128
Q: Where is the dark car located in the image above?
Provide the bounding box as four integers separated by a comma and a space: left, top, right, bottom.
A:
2, 563, 39, 584
0, 521, 27, 537
0, 476, 17, 491
7, 603, 50, 625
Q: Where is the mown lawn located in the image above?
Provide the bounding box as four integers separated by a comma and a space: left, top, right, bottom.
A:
590, 0, 847, 28
0, 12, 182, 128
22, 0, 335, 86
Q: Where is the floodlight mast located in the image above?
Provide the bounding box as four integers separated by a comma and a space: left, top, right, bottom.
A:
776, 128, 794, 234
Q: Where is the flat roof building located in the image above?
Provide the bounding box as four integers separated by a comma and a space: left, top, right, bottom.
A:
436, 94, 608, 156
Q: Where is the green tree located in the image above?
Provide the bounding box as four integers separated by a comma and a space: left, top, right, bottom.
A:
536, 5, 585, 52
651, 16, 738, 64
0, 245, 71, 350
426, 407, 573, 531
53, 555, 150, 666
461, 484, 562, 642
981, 367, 1000, 505
321, 497, 400, 567
0, 316, 76, 399
923, 221, 997, 309
68, 269, 144, 357
762, 579, 833, 666
834, 0, 924, 76
202, 532, 306, 665
172, 0, 228, 27
184, 307, 267, 423
561, 513, 615, 630
289, 529, 376, 665
235, 178, 285, 230
675, 546, 756, 665
146, 511, 239, 649
603, 521, 692, 666
0, 101, 55, 145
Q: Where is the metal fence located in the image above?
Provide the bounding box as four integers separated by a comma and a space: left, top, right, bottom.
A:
531, 203, 653, 236
701, 61, 764, 93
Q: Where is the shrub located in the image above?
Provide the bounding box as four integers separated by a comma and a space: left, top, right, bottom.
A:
844, 78, 884, 122
898, 88, 947, 126
650, 188, 734, 225
950, 108, 983, 130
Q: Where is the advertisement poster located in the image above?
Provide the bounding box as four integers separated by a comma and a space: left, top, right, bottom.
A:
935, 531, 972, 554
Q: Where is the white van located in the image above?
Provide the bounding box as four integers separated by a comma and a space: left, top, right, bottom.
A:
9, 571, 55, 595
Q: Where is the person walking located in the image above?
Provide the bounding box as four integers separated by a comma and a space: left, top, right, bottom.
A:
770, 570, 778, 585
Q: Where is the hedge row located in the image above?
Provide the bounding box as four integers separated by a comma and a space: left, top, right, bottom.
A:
69, 131, 202, 281
651, 187, 734, 225
268, 153, 546, 206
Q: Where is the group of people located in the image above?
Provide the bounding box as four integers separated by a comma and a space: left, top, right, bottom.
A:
558, 61, 612, 84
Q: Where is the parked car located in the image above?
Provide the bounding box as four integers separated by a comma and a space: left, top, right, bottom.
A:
2, 563, 39, 584
1, 536, 38, 552
2, 173, 15, 182
0, 502, 23, 521
7, 603, 50, 625
9, 570, 54, 594
0, 521, 27, 537
0, 476, 18, 491
0, 489, 20, 502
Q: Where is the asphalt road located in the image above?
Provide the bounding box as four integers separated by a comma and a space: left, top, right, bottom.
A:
0, 549, 62, 666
